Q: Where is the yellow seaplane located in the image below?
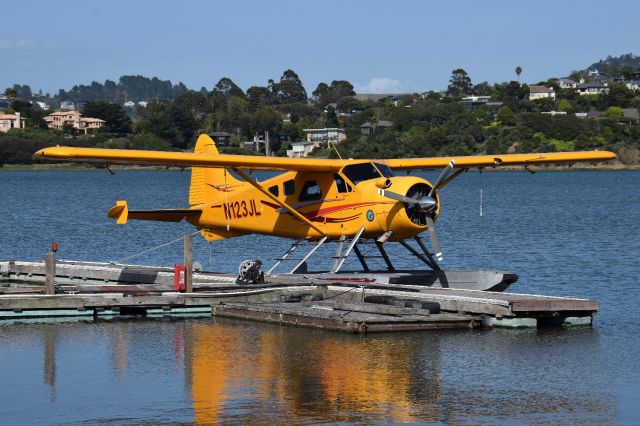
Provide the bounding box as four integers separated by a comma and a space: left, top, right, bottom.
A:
35, 134, 615, 277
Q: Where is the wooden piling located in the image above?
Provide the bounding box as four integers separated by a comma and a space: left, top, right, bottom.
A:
184, 234, 193, 293
44, 252, 56, 295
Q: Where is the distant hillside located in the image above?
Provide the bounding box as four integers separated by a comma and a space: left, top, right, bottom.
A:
580, 53, 640, 75
56, 75, 191, 104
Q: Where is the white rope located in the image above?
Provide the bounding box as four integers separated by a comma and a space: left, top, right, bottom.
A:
224, 169, 230, 231
112, 230, 200, 264
479, 168, 484, 217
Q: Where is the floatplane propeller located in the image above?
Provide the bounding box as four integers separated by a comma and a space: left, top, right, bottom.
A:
378, 160, 455, 261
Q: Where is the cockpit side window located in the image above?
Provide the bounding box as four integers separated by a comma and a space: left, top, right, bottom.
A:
333, 174, 351, 193
342, 163, 381, 185
299, 180, 322, 201
374, 162, 394, 177
284, 179, 295, 196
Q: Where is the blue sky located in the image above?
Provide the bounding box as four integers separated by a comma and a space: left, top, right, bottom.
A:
2, 0, 639, 95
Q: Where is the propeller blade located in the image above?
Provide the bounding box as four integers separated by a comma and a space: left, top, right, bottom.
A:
426, 216, 443, 261
428, 160, 456, 198
378, 189, 421, 204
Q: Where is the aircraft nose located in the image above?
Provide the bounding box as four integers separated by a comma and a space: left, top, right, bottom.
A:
417, 196, 437, 211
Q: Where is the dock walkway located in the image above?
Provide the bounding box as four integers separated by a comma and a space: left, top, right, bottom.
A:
0, 260, 598, 332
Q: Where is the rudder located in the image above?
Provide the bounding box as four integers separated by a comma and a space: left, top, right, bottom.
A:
189, 134, 243, 206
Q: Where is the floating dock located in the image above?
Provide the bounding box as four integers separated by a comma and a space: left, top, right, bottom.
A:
0, 260, 598, 332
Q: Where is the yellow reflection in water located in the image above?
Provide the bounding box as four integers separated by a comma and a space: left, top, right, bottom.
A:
188, 321, 437, 424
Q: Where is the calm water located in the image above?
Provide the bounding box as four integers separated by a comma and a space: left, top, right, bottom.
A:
0, 169, 639, 424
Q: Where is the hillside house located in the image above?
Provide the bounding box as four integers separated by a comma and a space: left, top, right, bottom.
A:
529, 86, 556, 100
303, 128, 346, 146
208, 131, 232, 146
556, 78, 577, 89
360, 120, 393, 136
0, 112, 25, 133
576, 82, 609, 96
286, 141, 317, 158
44, 111, 105, 134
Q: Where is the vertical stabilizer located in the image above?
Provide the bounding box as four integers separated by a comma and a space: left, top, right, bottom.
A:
189, 134, 243, 206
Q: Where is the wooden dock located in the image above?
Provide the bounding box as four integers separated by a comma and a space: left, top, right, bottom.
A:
0, 260, 598, 332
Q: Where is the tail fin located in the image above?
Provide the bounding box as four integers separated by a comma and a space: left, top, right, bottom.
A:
189, 134, 243, 206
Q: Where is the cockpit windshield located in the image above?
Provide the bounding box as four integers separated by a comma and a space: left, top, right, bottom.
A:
374, 162, 394, 177
342, 162, 382, 185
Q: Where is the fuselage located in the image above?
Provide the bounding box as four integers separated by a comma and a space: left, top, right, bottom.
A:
189, 161, 440, 242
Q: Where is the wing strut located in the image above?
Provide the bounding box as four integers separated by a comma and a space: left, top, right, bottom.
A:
231, 168, 326, 237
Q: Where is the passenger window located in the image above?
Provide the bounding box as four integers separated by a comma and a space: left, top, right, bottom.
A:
268, 185, 279, 197
284, 180, 295, 196
333, 174, 351, 193
299, 180, 322, 201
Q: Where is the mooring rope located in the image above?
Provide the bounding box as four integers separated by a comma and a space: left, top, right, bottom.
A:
111, 229, 201, 265
479, 167, 484, 217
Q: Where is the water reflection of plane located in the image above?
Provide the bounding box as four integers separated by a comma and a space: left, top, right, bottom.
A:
186, 319, 442, 424
37, 320, 615, 424
182, 321, 615, 424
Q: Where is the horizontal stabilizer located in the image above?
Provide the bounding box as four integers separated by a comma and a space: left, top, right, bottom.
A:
107, 200, 201, 224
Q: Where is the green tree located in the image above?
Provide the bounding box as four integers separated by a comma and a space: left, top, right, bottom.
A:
138, 102, 178, 143
4, 87, 17, 103
246, 86, 273, 112
213, 77, 245, 98
251, 106, 282, 136
336, 96, 363, 113
557, 99, 574, 113
324, 105, 339, 127
604, 82, 635, 108
446, 68, 472, 97
10, 99, 47, 129
473, 81, 493, 96
312, 80, 355, 107
62, 122, 75, 137
169, 104, 199, 148
273, 69, 307, 104
81, 101, 132, 133
226, 96, 249, 130
606, 106, 624, 120
496, 106, 517, 126
174, 91, 207, 114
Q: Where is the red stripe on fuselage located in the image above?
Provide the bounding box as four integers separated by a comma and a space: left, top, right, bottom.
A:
262, 200, 394, 221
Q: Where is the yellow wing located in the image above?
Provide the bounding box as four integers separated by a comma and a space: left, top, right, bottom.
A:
34, 144, 347, 172
383, 151, 617, 169
34, 134, 616, 171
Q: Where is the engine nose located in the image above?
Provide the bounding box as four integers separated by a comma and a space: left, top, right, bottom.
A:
403, 182, 439, 226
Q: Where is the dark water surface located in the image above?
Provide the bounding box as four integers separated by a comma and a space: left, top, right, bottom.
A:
1, 170, 639, 424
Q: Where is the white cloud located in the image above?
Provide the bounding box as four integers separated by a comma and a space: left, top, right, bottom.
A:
0, 38, 35, 49
357, 77, 403, 93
